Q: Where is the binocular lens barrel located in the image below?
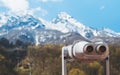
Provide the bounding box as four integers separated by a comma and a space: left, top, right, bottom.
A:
96, 45, 107, 54
86, 45, 94, 52
84, 45, 94, 53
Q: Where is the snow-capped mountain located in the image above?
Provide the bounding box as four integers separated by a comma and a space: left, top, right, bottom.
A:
0, 14, 45, 31
0, 12, 120, 45
40, 12, 120, 38
50, 12, 120, 38
51, 12, 97, 38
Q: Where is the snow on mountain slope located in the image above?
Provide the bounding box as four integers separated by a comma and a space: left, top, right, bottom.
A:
49, 12, 98, 38
49, 12, 120, 38
0, 14, 45, 32
0, 14, 8, 27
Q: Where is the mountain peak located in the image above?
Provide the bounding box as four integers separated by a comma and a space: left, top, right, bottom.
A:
58, 12, 72, 20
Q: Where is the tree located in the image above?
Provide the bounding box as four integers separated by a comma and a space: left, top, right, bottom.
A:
88, 61, 103, 75
26, 44, 62, 75
0, 38, 10, 48
69, 68, 86, 75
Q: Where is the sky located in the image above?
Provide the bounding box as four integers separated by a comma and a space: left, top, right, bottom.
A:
0, 0, 120, 32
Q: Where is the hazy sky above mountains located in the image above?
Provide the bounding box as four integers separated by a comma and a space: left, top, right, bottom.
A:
0, 0, 120, 32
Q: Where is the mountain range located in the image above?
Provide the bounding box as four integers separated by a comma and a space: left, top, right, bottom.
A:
0, 12, 120, 45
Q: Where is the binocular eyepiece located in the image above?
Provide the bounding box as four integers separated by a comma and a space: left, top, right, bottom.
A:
84, 45, 94, 53
96, 45, 107, 54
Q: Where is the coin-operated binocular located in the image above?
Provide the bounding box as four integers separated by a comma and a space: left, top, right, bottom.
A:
62, 41, 109, 61
62, 41, 109, 75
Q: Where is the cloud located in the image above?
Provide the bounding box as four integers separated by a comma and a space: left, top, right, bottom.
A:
0, 0, 48, 16
39, 0, 63, 2
100, 6, 105, 10
0, 0, 29, 13
29, 7, 48, 16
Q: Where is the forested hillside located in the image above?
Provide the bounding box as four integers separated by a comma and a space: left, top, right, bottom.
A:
0, 42, 120, 75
